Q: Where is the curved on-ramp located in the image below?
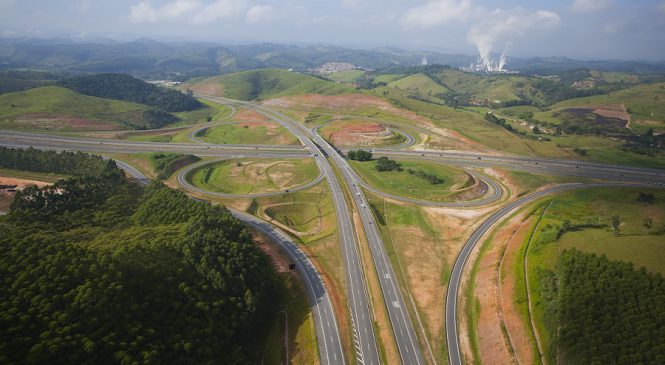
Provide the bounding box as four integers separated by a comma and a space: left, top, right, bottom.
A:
444, 182, 658, 365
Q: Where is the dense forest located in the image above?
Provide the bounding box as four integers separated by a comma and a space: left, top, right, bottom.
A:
58, 73, 202, 112
0, 149, 278, 364
0, 147, 111, 177
557, 249, 665, 364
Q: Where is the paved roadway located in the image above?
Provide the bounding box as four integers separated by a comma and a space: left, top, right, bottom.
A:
177, 158, 326, 199
197, 95, 382, 365
227, 98, 427, 365
5, 100, 665, 365
444, 182, 658, 365
113, 157, 346, 365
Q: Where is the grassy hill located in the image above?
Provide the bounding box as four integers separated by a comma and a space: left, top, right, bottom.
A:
387, 73, 450, 102
0, 86, 157, 130
187, 69, 354, 100
534, 82, 665, 133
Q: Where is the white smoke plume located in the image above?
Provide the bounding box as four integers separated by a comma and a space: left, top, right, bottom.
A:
465, 9, 560, 72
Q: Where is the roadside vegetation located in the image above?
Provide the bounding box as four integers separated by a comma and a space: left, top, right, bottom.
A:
502, 188, 665, 364
0, 149, 280, 364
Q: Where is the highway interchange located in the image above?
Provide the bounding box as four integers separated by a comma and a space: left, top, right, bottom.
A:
2, 96, 665, 365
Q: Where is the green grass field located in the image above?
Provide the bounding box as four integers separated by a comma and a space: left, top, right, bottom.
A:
509, 187, 665, 363
350, 159, 470, 201
187, 69, 354, 101
189, 158, 319, 194
201, 122, 299, 145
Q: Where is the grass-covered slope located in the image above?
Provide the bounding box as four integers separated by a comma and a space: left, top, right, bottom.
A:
387, 73, 450, 102
0, 86, 168, 130
0, 149, 278, 364
535, 82, 665, 133
187, 68, 354, 100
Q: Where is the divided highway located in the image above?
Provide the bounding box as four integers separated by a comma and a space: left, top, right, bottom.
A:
198, 95, 383, 365
223, 98, 427, 365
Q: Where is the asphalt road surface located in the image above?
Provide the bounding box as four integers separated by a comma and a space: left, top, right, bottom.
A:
228, 99, 427, 365
197, 95, 382, 365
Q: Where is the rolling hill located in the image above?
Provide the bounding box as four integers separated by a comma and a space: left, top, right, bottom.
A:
534, 82, 665, 133
186, 68, 354, 100
0, 86, 177, 131
387, 73, 450, 102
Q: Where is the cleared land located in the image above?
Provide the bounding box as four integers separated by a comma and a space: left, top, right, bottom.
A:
350, 159, 473, 202
319, 120, 405, 147
189, 158, 319, 195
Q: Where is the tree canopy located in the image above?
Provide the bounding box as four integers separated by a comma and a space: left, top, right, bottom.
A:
0, 149, 278, 364
59, 73, 202, 112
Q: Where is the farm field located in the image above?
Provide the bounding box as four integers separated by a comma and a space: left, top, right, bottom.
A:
188, 158, 319, 195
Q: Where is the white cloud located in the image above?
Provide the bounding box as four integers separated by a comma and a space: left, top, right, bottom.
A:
129, 0, 248, 24
129, 1, 200, 23
245, 4, 274, 24
401, 0, 473, 28
191, 0, 247, 24
571, 0, 612, 13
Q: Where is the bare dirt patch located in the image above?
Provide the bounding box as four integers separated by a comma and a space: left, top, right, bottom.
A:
184, 80, 224, 97
251, 231, 291, 273
234, 109, 270, 122
473, 211, 533, 365
0, 177, 52, 213
558, 104, 630, 131
322, 120, 400, 147
500, 215, 539, 365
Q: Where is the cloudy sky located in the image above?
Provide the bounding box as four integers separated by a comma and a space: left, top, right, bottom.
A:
2, 0, 665, 60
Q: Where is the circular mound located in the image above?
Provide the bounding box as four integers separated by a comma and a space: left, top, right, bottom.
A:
350, 159, 477, 202
188, 158, 319, 195
200, 122, 299, 145
318, 120, 407, 147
